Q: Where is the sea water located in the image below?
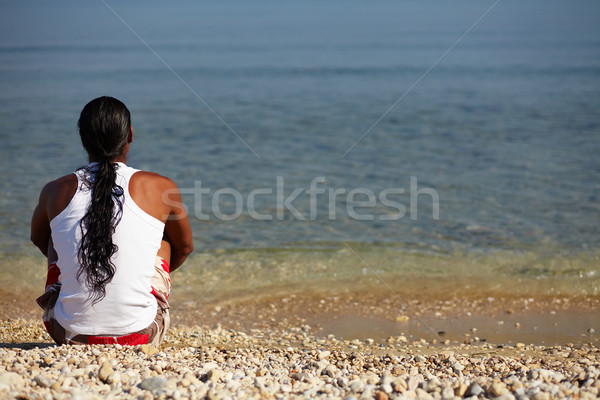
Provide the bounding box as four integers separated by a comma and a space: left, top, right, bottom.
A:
0, 0, 599, 298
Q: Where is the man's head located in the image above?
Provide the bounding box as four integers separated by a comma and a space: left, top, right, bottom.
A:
78, 96, 132, 160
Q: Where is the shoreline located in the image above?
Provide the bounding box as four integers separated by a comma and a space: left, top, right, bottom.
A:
2, 286, 599, 346
1, 289, 599, 398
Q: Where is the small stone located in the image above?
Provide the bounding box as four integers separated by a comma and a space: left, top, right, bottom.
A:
180, 377, 192, 387
466, 383, 484, 397
441, 385, 454, 399
375, 391, 389, 400
98, 361, 114, 383
350, 381, 364, 393
455, 383, 468, 397
207, 368, 223, 383
336, 377, 348, 387
452, 361, 464, 373
138, 345, 159, 356
392, 378, 407, 392
490, 382, 507, 396
407, 375, 420, 390
423, 376, 441, 392
34, 374, 52, 388
318, 350, 331, 360
415, 388, 433, 400
516, 342, 526, 349
531, 392, 550, 400
107, 372, 121, 385
291, 372, 312, 383
140, 376, 167, 392
381, 383, 393, 394
96, 353, 110, 365
0, 372, 24, 386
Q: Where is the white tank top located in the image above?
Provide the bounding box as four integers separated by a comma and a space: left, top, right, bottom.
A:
51, 162, 164, 335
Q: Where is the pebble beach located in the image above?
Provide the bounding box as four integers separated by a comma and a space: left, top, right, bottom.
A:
2, 1, 600, 398
1, 289, 599, 400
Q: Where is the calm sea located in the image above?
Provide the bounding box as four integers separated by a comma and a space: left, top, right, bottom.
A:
1, 0, 599, 296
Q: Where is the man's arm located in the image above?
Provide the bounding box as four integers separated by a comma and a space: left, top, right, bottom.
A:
162, 182, 194, 272
31, 183, 52, 257
129, 172, 194, 271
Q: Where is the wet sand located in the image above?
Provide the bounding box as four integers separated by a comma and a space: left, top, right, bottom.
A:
168, 287, 599, 347
2, 284, 599, 347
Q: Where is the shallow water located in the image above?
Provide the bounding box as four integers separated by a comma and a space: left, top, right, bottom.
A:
1, 1, 599, 293
316, 310, 600, 346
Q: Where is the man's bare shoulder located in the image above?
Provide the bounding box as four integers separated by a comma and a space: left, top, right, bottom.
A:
131, 171, 178, 190
41, 173, 78, 219
42, 174, 78, 197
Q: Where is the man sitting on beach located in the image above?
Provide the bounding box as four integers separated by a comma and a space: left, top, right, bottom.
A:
30, 96, 193, 345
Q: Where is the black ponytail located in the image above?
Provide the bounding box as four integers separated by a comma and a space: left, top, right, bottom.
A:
77, 97, 131, 303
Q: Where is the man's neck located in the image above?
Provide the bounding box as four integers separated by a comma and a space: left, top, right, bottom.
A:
88, 154, 127, 164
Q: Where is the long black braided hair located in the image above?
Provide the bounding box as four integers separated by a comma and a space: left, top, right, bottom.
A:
77, 96, 131, 302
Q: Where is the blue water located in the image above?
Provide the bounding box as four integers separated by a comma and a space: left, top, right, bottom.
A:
1, 0, 599, 279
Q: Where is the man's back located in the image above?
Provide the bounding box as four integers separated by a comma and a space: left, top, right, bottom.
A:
51, 163, 163, 335
34, 165, 192, 271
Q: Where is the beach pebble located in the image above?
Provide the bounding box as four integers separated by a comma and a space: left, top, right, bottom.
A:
455, 382, 468, 396
374, 390, 389, 400
140, 376, 167, 392
207, 368, 223, 383
490, 382, 508, 396
415, 355, 427, 363
106, 371, 120, 385
138, 345, 159, 356
291, 372, 312, 383
452, 361, 464, 373
0, 372, 24, 386
466, 383, 484, 397
98, 361, 114, 383
393, 378, 408, 392
441, 385, 455, 399
349, 380, 364, 393
33, 374, 52, 388
415, 388, 434, 400
531, 392, 550, 400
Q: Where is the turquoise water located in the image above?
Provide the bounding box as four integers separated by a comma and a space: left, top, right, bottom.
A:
0, 1, 599, 291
